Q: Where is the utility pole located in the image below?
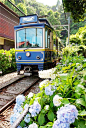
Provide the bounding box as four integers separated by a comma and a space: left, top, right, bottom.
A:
67, 16, 70, 45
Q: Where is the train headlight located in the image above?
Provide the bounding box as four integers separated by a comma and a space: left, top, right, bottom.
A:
18, 56, 21, 59
26, 52, 30, 57
36, 56, 40, 59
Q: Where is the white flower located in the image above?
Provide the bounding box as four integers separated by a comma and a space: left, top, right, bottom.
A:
39, 79, 50, 88
38, 68, 57, 79
51, 74, 57, 79
77, 84, 85, 89
28, 92, 34, 98
44, 105, 49, 110
28, 122, 38, 128
53, 95, 62, 107
35, 97, 41, 102
83, 59, 86, 62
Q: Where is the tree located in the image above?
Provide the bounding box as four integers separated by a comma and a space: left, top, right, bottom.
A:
47, 10, 61, 37
56, 0, 61, 10
3, 0, 16, 12
62, 0, 86, 22
14, 0, 25, 4
17, 3, 27, 15
26, 5, 36, 15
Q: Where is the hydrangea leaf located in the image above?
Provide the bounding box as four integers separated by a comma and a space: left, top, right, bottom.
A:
78, 110, 86, 116
20, 120, 25, 127
50, 102, 53, 108
62, 98, 69, 105
47, 111, 54, 121
46, 122, 53, 126
77, 120, 86, 128
76, 98, 85, 107
38, 113, 45, 125
39, 126, 46, 128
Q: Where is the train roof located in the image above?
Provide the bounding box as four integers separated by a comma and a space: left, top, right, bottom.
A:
14, 14, 53, 30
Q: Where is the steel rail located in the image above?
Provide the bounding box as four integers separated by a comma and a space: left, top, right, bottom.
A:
0, 77, 40, 113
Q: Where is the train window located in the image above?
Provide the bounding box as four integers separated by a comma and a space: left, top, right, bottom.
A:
16, 28, 43, 48
48, 30, 50, 48
26, 28, 43, 48
16, 29, 25, 48
45, 29, 48, 48
45, 29, 50, 48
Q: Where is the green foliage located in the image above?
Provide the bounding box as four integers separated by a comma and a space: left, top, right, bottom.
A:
62, 0, 86, 22
47, 10, 61, 36
0, 49, 16, 75
47, 111, 54, 121
62, 45, 86, 58
77, 26, 86, 45
69, 34, 81, 45
17, 3, 27, 15
58, 4, 86, 45
68, 25, 86, 45
38, 114, 45, 125
10, 48, 16, 70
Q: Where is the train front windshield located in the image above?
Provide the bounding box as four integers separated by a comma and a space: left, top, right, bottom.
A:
16, 28, 43, 48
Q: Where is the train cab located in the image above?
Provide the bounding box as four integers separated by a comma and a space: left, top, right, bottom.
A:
14, 14, 57, 75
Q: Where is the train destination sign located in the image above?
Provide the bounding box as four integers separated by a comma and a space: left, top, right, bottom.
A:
20, 15, 38, 24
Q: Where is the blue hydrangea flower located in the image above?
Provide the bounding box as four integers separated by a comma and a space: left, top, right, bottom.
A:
45, 85, 55, 96
10, 112, 20, 125
13, 103, 23, 113
24, 114, 30, 123
33, 101, 41, 114
24, 104, 29, 109
29, 106, 37, 117
29, 101, 41, 117
57, 104, 78, 124
53, 120, 70, 128
16, 95, 25, 105
17, 126, 22, 128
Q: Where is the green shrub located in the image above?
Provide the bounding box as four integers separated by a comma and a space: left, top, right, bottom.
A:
69, 34, 81, 45
62, 45, 86, 57
69, 25, 86, 45
0, 49, 16, 75
10, 48, 16, 71
70, 25, 86, 45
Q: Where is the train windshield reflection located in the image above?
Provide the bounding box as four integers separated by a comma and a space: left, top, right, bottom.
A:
16, 28, 43, 48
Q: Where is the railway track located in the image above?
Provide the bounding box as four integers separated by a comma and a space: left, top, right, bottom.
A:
0, 75, 40, 114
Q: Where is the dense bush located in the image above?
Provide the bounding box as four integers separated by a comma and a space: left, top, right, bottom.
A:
62, 45, 86, 57
69, 34, 81, 45
69, 26, 86, 45
0, 48, 16, 75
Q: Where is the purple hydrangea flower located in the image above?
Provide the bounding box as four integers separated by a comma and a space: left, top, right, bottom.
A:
57, 104, 78, 124
53, 120, 70, 128
45, 85, 56, 96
